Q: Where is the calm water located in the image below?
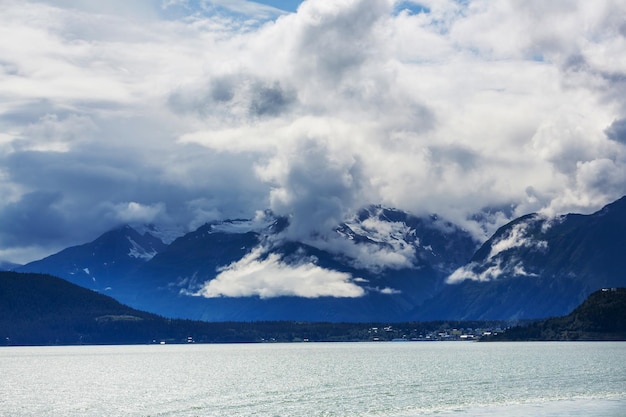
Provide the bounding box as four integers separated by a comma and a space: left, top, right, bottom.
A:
0, 342, 624, 416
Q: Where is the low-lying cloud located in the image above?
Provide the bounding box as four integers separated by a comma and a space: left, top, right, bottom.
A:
447, 215, 548, 283
194, 245, 365, 298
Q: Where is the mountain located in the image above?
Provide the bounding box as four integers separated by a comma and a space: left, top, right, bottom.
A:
0, 271, 508, 345
484, 288, 626, 341
17, 225, 167, 301
0, 271, 191, 345
20, 196, 625, 322
1, 270, 361, 345
414, 196, 626, 320
125, 207, 479, 321
0, 261, 21, 271
17, 208, 479, 322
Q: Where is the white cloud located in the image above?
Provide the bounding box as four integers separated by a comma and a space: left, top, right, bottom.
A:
16, 114, 97, 153
200, 0, 288, 18
317, 213, 418, 272
446, 259, 501, 284
446, 215, 550, 283
376, 286, 401, 295
2, 0, 626, 263
195, 245, 365, 298
446, 257, 540, 284
112, 202, 166, 224
317, 236, 416, 272
487, 220, 547, 260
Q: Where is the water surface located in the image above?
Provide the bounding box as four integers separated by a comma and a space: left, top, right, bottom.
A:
1, 342, 624, 416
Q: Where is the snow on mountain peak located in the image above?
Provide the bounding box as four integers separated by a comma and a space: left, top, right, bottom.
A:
132, 224, 183, 244
208, 211, 280, 235
345, 213, 418, 247
126, 236, 158, 260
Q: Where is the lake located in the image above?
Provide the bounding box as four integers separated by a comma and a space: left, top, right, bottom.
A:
1, 342, 624, 416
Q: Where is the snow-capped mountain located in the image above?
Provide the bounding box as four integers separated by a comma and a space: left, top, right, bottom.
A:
338, 206, 479, 274
413, 196, 626, 320
18, 207, 479, 322
21, 196, 626, 322
17, 225, 167, 298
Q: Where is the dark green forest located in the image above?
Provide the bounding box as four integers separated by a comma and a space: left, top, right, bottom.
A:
483, 287, 626, 341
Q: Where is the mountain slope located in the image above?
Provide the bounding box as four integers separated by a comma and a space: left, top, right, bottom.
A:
0, 261, 21, 271
0, 271, 181, 345
18, 209, 479, 322
485, 288, 626, 341
414, 196, 626, 320
1, 271, 510, 345
17, 225, 166, 300
125, 207, 479, 321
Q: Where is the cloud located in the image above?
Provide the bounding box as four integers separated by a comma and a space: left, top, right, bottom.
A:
446, 255, 542, 284
195, 0, 288, 19
169, 74, 297, 120
606, 118, 626, 144
487, 220, 547, 260
110, 201, 166, 224
194, 245, 365, 298
319, 213, 418, 272
447, 261, 502, 284
0, 191, 67, 246
447, 215, 548, 283
290, 0, 392, 83
2, 0, 626, 264
16, 113, 97, 152
261, 136, 371, 240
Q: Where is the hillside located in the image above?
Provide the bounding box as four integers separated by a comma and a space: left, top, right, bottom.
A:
17, 208, 479, 322
17, 225, 167, 298
12, 196, 626, 322
484, 288, 626, 341
0, 271, 199, 345
1, 271, 505, 345
413, 196, 626, 320
4, 272, 622, 345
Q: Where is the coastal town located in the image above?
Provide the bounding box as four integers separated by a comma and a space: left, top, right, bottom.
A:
365, 325, 505, 342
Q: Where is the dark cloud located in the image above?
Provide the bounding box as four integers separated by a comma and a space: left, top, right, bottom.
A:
561, 54, 626, 110
209, 77, 236, 103
168, 75, 296, 120
0, 100, 70, 126
5, 149, 142, 198
267, 138, 368, 241
294, 0, 391, 83
428, 145, 478, 172
249, 81, 296, 117
0, 191, 68, 246
0, 137, 268, 259
605, 118, 626, 144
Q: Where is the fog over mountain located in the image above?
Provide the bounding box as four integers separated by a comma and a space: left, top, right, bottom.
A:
1, 0, 626, 269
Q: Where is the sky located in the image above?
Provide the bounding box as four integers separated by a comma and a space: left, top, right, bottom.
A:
1, 0, 626, 265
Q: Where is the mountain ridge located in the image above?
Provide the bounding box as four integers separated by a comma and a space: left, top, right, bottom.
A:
484, 287, 626, 341
413, 196, 626, 320
2, 271, 622, 345
17, 206, 480, 321
14, 196, 626, 322
18, 225, 167, 298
